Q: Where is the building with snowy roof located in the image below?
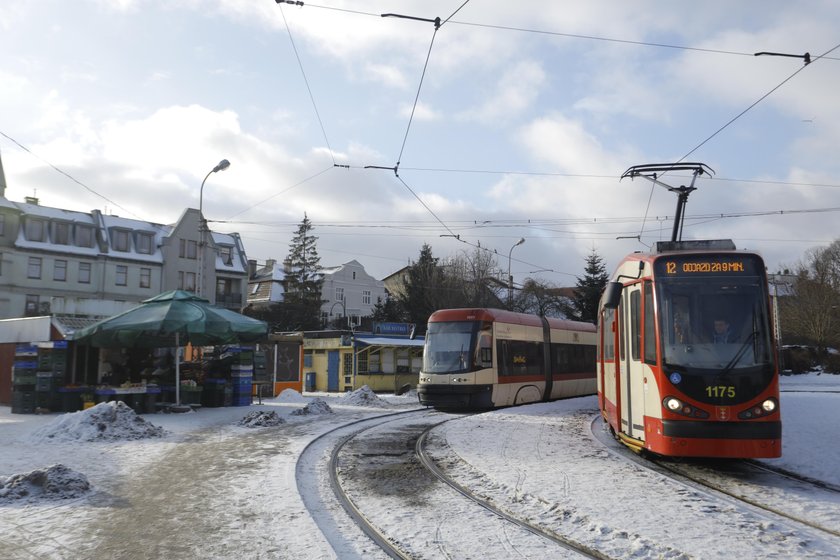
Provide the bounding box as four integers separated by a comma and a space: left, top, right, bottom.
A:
0, 192, 250, 322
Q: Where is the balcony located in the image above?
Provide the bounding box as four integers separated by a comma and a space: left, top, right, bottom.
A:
215, 292, 243, 309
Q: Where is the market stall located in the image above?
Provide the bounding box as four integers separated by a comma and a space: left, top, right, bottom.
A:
72, 290, 268, 410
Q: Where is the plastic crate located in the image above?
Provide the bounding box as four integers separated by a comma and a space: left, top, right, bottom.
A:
231, 395, 252, 407
13, 361, 37, 370
179, 387, 203, 405
13, 373, 37, 386
15, 344, 38, 357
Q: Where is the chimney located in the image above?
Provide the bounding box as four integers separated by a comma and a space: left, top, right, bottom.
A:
248, 259, 257, 278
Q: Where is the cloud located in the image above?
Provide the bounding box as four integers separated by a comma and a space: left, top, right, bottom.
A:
457, 60, 546, 124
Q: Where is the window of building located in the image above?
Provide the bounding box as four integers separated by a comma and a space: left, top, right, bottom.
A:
335, 287, 344, 302
54, 260, 67, 282
25, 295, 40, 316
115, 265, 128, 286
180, 239, 197, 259
27, 257, 42, 279
178, 271, 196, 292
75, 225, 94, 248
140, 267, 151, 289
219, 246, 232, 266
362, 290, 371, 305
79, 262, 92, 284
24, 218, 47, 242
135, 233, 154, 254
111, 229, 130, 252
0, 213, 5, 237
368, 351, 381, 373
52, 222, 71, 245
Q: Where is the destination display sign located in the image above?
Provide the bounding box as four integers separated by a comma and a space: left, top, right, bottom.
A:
654, 254, 762, 277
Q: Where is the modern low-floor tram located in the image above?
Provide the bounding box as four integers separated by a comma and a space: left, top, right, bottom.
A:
418, 308, 597, 409
597, 239, 781, 458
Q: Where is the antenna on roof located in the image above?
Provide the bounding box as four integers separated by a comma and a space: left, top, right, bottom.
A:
620, 162, 714, 242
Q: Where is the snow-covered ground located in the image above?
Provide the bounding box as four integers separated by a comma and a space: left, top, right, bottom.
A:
1, 376, 838, 559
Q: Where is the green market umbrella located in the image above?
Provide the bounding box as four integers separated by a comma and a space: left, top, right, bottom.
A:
74, 290, 268, 405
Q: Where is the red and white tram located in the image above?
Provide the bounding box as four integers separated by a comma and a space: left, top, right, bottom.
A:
597, 239, 781, 458
418, 308, 597, 409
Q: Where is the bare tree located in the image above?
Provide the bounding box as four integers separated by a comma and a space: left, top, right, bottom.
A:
449, 247, 505, 308
515, 278, 571, 317
780, 240, 840, 353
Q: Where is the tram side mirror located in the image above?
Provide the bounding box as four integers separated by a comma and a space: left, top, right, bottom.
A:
602, 282, 622, 309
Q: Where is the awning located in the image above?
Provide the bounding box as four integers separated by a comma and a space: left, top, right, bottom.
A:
354, 336, 424, 354
355, 336, 424, 347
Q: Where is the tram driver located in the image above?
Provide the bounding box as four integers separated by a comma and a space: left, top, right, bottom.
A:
712, 318, 734, 344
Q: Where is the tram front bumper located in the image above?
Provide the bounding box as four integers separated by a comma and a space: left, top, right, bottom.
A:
417, 384, 493, 409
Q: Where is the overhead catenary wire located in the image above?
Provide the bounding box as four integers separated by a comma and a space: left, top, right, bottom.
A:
634, 41, 840, 242
276, 2, 337, 166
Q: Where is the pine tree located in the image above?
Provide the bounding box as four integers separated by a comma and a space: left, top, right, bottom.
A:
397, 244, 461, 332
569, 249, 609, 324
281, 214, 324, 330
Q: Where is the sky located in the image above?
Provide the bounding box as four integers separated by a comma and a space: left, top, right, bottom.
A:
2, 1, 840, 285
1, 375, 838, 558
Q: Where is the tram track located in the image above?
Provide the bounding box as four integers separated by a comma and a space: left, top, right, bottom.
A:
302, 408, 608, 559
588, 414, 840, 544
415, 423, 608, 560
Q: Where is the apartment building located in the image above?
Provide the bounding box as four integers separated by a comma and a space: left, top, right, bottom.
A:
0, 195, 250, 321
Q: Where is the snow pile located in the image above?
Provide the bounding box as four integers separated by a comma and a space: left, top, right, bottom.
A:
341, 385, 390, 408
291, 398, 333, 416
30, 401, 168, 442
276, 388, 307, 403
239, 410, 286, 428
0, 464, 91, 502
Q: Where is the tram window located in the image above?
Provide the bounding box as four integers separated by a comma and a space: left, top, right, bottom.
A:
618, 304, 625, 360
643, 282, 656, 364
477, 330, 492, 368
603, 308, 615, 360
498, 339, 542, 377
630, 290, 641, 361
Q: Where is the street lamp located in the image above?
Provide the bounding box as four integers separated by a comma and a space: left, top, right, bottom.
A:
508, 237, 525, 307
197, 159, 230, 297
328, 300, 348, 328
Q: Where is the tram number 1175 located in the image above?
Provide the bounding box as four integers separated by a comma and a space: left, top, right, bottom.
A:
705, 385, 736, 398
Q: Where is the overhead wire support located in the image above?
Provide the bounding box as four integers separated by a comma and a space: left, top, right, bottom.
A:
755, 51, 811, 65
381, 13, 441, 28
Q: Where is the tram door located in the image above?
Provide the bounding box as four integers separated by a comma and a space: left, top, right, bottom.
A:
620, 285, 646, 441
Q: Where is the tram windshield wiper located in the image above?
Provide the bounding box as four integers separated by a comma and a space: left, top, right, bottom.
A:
719, 331, 758, 375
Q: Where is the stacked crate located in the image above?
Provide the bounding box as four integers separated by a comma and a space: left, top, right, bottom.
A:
35, 342, 66, 411
12, 344, 38, 414
229, 346, 254, 406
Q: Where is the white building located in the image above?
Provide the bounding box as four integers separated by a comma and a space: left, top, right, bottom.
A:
318, 260, 387, 327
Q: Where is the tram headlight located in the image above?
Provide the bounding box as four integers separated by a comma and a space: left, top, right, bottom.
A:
664, 397, 682, 411
761, 398, 777, 413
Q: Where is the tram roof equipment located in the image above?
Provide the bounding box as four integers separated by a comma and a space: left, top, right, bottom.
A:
621, 162, 715, 243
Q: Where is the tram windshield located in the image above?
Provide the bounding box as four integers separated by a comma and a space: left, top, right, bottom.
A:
423, 321, 487, 374
655, 258, 773, 373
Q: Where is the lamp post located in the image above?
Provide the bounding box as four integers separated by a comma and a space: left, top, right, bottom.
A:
197, 159, 230, 297
328, 300, 348, 328
508, 237, 525, 308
